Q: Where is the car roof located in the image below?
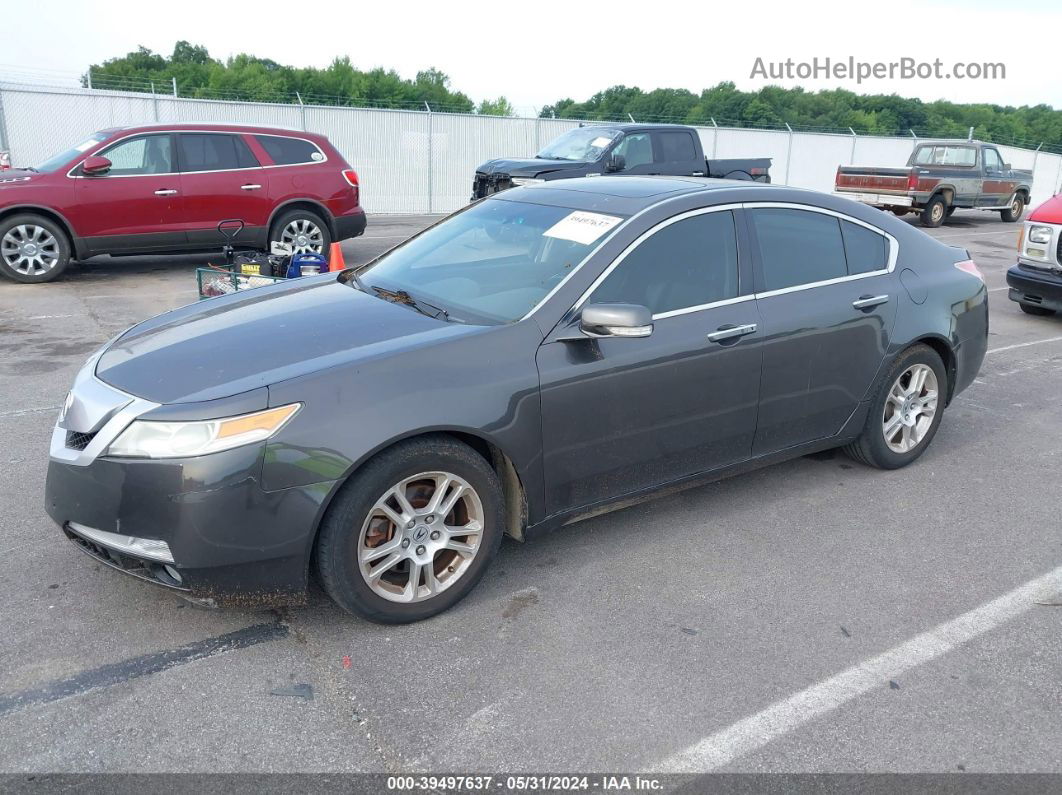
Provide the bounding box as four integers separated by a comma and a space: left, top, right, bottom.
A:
104, 122, 320, 138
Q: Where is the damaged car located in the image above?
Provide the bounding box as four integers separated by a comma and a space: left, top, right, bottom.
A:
46, 176, 987, 623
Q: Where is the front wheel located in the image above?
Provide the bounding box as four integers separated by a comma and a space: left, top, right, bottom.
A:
843, 344, 948, 470
315, 435, 505, 623
1001, 195, 1025, 223
0, 213, 72, 283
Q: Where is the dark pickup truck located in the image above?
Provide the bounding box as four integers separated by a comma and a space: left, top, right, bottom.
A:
835, 139, 1033, 228
472, 123, 771, 199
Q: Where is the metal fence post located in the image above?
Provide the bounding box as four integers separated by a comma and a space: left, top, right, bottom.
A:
710, 117, 718, 159
172, 77, 177, 97
784, 122, 793, 185
0, 86, 9, 157
849, 127, 857, 164
151, 82, 159, 121
425, 102, 433, 215
296, 92, 306, 131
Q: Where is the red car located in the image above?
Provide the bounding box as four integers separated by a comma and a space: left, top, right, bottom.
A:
0, 123, 365, 283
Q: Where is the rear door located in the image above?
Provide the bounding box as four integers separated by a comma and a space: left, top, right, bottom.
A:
175, 132, 269, 248
747, 205, 898, 455
70, 133, 184, 254
651, 129, 705, 176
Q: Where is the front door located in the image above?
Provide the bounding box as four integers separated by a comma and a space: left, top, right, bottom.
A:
175, 132, 271, 248
536, 208, 762, 515
981, 146, 1017, 207
746, 206, 898, 454
70, 133, 184, 254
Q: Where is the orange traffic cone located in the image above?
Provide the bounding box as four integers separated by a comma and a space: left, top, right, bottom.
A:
328, 241, 347, 272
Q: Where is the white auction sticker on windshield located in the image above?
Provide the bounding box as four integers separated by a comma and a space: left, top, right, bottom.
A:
590, 136, 613, 148
543, 211, 623, 245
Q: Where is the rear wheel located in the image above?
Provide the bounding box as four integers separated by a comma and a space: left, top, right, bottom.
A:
1001, 194, 1025, 223
1019, 302, 1055, 316
844, 344, 947, 470
919, 195, 948, 228
315, 435, 505, 623
0, 213, 71, 283
269, 208, 331, 256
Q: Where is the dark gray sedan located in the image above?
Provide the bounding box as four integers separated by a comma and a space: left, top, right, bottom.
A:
45, 177, 989, 623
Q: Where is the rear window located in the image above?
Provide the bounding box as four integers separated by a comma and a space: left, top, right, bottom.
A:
840, 220, 889, 274
178, 134, 258, 172
254, 135, 324, 165
913, 145, 976, 167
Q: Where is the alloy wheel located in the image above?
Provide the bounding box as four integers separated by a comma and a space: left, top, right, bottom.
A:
358, 471, 484, 603
280, 219, 324, 254
1, 224, 60, 276
882, 364, 939, 454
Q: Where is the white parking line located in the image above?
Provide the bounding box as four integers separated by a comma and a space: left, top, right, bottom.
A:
654, 564, 1062, 773
933, 230, 1019, 240
986, 335, 1062, 355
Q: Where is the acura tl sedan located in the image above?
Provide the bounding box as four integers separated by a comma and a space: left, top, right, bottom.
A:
45, 176, 989, 623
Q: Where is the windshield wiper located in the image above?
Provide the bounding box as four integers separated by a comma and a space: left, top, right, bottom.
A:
23, 166, 38, 173
537, 154, 570, 160
371, 285, 450, 321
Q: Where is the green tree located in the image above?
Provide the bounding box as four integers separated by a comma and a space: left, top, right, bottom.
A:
477, 96, 515, 116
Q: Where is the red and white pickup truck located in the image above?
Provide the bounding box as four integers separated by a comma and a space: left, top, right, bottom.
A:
1007, 194, 1062, 317
835, 140, 1033, 228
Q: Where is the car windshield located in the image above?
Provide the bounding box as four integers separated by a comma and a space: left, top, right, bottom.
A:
536, 127, 621, 161
358, 199, 627, 324
33, 132, 109, 172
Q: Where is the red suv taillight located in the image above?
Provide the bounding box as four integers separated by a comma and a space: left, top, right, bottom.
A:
954, 258, 984, 282
342, 169, 359, 204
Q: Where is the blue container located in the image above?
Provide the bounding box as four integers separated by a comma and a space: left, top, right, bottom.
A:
286, 252, 327, 278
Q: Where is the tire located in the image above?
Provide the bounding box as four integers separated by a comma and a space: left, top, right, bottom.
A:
315, 435, 505, 623
919, 195, 948, 228
843, 344, 948, 470
1019, 302, 1055, 316
0, 213, 72, 284
1001, 194, 1025, 223
269, 208, 331, 258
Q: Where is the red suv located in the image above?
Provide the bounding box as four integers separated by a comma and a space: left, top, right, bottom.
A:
0, 123, 365, 283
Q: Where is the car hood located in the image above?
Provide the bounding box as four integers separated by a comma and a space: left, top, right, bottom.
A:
95, 275, 481, 404
476, 157, 588, 178
1029, 194, 1062, 224
0, 169, 38, 186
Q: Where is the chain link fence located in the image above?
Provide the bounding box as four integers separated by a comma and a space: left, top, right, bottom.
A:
2, 80, 1060, 214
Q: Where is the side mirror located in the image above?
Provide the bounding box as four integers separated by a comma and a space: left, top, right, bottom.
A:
81, 155, 112, 176
1003, 163, 1012, 171
579, 303, 652, 338
606, 154, 626, 173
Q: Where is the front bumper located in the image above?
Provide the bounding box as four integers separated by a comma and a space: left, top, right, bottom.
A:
1006, 263, 1062, 312
45, 445, 336, 606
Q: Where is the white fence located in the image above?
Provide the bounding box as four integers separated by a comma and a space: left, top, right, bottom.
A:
3, 80, 1061, 214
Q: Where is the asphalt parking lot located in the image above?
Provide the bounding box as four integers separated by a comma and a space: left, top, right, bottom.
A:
1, 210, 1060, 775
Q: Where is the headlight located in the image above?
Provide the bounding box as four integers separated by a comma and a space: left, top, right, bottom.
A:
1028, 225, 1052, 245
510, 177, 544, 186
107, 403, 300, 459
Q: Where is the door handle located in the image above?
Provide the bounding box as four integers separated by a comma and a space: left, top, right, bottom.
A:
154, 189, 178, 196
240, 184, 262, 191
706, 323, 757, 343
852, 294, 890, 310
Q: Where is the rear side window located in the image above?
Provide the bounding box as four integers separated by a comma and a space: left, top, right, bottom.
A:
655, 131, 697, 162
589, 211, 739, 315
254, 135, 324, 165
178, 134, 258, 172
751, 208, 847, 291
840, 220, 888, 274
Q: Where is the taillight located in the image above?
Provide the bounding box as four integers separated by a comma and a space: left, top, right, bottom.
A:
906, 171, 920, 191
954, 259, 984, 282
342, 169, 359, 204
835, 165, 841, 185
1017, 225, 1025, 252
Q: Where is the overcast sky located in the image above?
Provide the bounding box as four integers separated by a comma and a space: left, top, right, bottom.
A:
2, 0, 1059, 115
